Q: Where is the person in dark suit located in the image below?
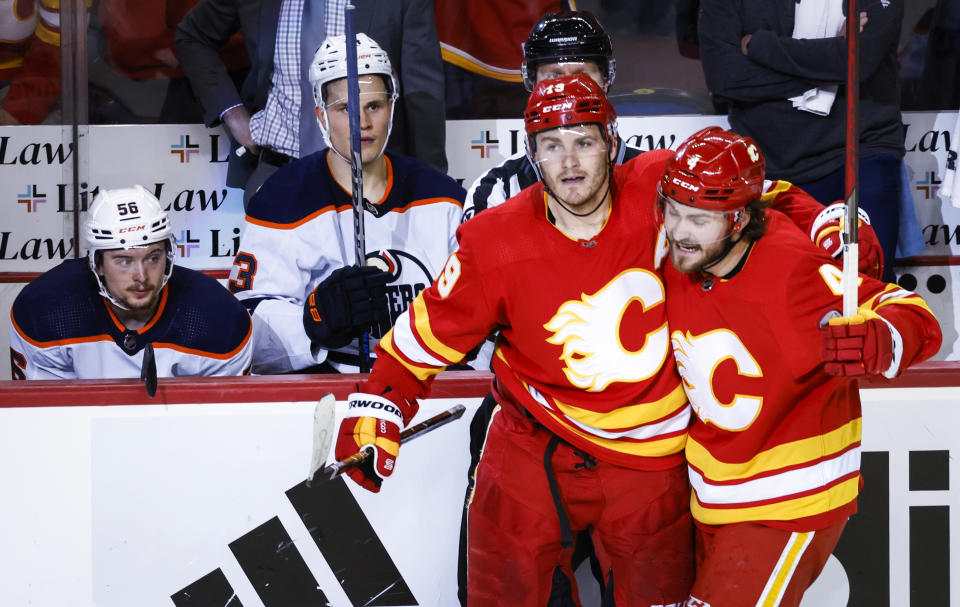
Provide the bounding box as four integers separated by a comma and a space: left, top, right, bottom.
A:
174, 0, 446, 205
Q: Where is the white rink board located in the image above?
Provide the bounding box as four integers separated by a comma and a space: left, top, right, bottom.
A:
0, 397, 474, 607
0, 388, 958, 607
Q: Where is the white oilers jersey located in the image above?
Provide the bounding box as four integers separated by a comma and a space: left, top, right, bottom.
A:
229, 150, 465, 374
10, 260, 253, 380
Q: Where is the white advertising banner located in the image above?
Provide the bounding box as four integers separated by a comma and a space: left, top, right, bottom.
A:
446, 111, 960, 257
0, 125, 245, 273
0, 112, 958, 274
0, 388, 958, 607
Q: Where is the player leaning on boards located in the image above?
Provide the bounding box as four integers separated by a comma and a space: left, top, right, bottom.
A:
227, 33, 464, 375
9, 185, 253, 382
461, 9, 641, 222
336, 74, 697, 607
658, 128, 942, 607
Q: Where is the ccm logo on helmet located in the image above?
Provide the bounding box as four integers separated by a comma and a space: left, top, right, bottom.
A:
543, 101, 574, 113
118, 226, 145, 234
349, 399, 402, 417
672, 177, 700, 192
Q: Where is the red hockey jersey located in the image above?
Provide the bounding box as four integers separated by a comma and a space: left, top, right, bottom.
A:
373, 149, 690, 470
664, 211, 941, 531
434, 0, 572, 81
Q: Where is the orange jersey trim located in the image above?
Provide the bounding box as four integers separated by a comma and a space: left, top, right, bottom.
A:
245, 202, 353, 230
103, 285, 169, 334
332, 154, 395, 203
153, 322, 253, 360
11, 312, 114, 347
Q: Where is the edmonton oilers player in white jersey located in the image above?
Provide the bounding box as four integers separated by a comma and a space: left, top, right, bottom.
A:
10, 186, 253, 385
228, 34, 465, 374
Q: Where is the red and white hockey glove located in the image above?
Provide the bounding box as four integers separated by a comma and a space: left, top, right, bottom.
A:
335, 386, 416, 493
820, 312, 895, 377
809, 202, 884, 279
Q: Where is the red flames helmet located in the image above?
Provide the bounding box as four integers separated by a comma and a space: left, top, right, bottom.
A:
524, 74, 617, 156
659, 126, 765, 211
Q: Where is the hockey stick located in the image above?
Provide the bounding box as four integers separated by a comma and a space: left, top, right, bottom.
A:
305, 393, 338, 487
842, 0, 860, 317
308, 403, 467, 486
344, 3, 372, 372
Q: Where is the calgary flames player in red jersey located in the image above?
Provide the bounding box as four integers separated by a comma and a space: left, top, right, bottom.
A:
335, 74, 695, 607
659, 127, 942, 607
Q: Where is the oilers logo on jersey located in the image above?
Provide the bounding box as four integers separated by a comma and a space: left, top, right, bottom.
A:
366, 249, 432, 338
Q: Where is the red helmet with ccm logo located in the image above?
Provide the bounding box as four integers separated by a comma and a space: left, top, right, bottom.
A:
523, 74, 617, 156
659, 126, 765, 211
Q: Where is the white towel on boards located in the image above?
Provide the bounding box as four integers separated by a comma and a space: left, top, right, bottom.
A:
788, 0, 845, 116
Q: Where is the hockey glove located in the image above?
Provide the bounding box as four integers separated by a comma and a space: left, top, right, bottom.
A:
809, 202, 884, 279
820, 312, 894, 377
335, 387, 415, 493
303, 265, 391, 349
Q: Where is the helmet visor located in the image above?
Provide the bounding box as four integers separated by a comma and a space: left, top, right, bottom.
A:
531, 125, 610, 169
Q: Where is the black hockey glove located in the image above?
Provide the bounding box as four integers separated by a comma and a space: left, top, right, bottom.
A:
303, 265, 391, 349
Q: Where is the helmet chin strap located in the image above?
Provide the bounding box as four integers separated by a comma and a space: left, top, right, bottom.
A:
316, 99, 396, 165
700, 212, 745, 272
91, 240, 175, 312
699, 233, 739, 272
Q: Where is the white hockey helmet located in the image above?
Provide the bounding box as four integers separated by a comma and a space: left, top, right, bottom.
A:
85, 185, 177, 308
308, 33, 398, 160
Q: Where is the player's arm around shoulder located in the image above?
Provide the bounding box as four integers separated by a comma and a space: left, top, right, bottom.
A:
622, 147, 674, 182
762, 181, 884, 278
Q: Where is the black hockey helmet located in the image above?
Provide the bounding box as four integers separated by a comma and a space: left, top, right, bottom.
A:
521, 11, 615, 91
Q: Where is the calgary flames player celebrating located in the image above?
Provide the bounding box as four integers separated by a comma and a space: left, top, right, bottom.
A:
659, 128, 942, 607
337, 74, 695, 606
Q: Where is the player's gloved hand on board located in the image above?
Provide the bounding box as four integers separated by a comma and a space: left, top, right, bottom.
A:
335, 382, 419, 493
820, 311, 895, 377
303, 265, 391, 349
809, 202, 884, 279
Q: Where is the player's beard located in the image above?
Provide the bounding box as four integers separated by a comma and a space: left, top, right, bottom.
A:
117, 282, 161, 312
667, 234, 731, 274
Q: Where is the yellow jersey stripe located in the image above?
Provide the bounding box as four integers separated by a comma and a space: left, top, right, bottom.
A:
554, 383, 688, 430
757, 532, 813, 607
412, 296, 465, 363
760, 180, 794, 203
542, 405, 686, 457
36, 24, 59, 46
440, 46, 523, 82
692, 476, 860, 525
687, 418, 861, 482
378, 330, 445, 382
